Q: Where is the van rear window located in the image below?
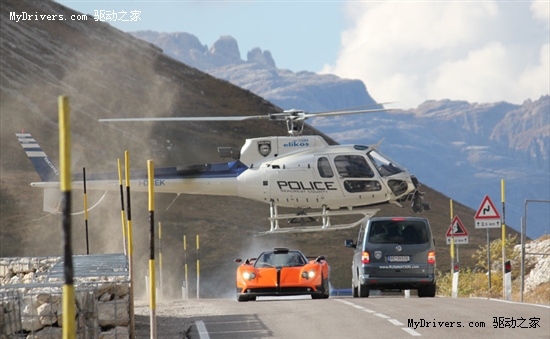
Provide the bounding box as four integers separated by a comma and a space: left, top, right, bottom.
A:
368, 220, 429, 244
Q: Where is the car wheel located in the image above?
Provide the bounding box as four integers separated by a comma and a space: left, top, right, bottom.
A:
237, 294, 249, 302
312, 273, 330, 299
358, 283, 369, 298
352, 272, 359, 298
418, 283, 436, 298
322, 275, 330, 299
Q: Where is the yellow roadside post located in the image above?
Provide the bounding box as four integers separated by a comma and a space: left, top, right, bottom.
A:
158, 221, 163, 300
59, 95, 76, 339
82, 167, 90, 254
147, 160, 157, 339
183, 235, 188, 299
450, 199, 455, 270
501, 179, 506, 299
82, 167, 90, 255
117, 159, 128, 255
125, 152, 135, 338
196, 235, 200, 299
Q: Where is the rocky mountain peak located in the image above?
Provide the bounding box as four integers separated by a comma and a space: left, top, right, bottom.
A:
209, 35, 242, 62
247, 47, 276, 68
130, 31, 377, 111
150, 31, 207, 54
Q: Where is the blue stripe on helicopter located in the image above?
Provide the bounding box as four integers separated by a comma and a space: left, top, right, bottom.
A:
18, 132, 248, 182
73, 160, 248, 181
16, 132, 60, 182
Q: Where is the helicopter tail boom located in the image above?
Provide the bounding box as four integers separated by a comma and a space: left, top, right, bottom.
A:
16, 132, 60, 182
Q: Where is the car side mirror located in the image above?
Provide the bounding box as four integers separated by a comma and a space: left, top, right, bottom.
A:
315, 255, 326, 262
344, 239, 356, 248
235, 258, 242, 263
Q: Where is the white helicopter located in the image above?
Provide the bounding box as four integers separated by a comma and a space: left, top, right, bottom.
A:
18, 106, 429, 234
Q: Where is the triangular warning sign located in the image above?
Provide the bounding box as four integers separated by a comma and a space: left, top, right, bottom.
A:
475, 195, 501, 219
446, 215, 469, 237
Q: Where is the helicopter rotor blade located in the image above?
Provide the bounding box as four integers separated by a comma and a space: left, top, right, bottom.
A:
301, 107, 394, 119
98, 104, 396, 123
98, 115, 267, 122
311, 102, 396, 114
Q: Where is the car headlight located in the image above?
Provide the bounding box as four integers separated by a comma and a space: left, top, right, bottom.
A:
301, 270, 316, 279
242, 271, 256, 281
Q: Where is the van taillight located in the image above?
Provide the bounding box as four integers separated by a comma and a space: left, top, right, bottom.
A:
361, 251, 370, 264
428, 251, 436, 264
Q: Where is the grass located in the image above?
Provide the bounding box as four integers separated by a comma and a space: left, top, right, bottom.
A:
436, 235, 550, 305
437, 270, 550, 305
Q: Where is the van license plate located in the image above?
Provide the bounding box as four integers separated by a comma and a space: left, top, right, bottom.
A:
388, 256, 410, 262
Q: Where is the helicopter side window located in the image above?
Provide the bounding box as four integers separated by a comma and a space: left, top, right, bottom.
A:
317, 157, 334, 178
334, 155, 374, 178
343, 180, 382, 193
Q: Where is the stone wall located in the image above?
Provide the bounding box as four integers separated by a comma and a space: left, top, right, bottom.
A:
0, 255, 130, 339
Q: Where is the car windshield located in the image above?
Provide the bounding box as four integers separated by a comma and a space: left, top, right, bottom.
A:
255, 251, 307, 268
368, 220, 429, 244
367, 149, 405, 177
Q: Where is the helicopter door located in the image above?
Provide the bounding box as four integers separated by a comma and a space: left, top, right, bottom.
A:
330, 155, 386, 203
314, 155, 345, 200
266, 155, 330, 208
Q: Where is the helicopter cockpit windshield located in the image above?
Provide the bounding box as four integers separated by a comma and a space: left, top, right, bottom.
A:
368, 149, 405, 177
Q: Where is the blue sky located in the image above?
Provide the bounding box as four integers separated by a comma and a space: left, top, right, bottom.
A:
57, 1, 549, 109
56, 1, 345, 73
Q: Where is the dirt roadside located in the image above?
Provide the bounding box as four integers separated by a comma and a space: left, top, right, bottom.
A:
133, 299, 221, 339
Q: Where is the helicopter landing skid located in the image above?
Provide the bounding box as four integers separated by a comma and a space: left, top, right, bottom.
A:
259, 202, 379, 235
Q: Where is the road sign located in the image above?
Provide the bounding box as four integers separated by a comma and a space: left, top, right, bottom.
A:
446, 215, 469, 244
446, 216, 469, 236
475, 195, 502, 228
447, 237, 468, 245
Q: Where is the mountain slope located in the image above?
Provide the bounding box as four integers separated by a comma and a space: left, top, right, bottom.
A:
314, 97, 550, 239
130, 31, 378, 112
1, 0, 520, 294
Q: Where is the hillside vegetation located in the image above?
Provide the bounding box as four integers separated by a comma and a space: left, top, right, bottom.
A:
437, 235, 550, 305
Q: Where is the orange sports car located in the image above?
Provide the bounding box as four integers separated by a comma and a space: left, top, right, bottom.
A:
235, 247, 330, 302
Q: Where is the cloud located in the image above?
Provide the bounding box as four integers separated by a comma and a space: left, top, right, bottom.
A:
322, 1, 550, 108
531, 1, 550, 27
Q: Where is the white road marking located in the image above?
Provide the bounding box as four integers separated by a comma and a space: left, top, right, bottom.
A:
402, 327, 422, 336
334, 299, 421, 336
195, 320, 211, 339
469, 297, 550, 309
389, 319, 404, 326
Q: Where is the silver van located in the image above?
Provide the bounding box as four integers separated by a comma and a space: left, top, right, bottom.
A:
345, 217, 436, 297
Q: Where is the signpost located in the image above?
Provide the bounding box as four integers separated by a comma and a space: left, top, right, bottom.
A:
474, 195, 501, 229
447, 214, 468, 298
446, 215, 469, 245
475, 195, 502, 291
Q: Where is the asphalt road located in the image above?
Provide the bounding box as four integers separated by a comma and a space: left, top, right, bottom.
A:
134, 294, 550, 339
